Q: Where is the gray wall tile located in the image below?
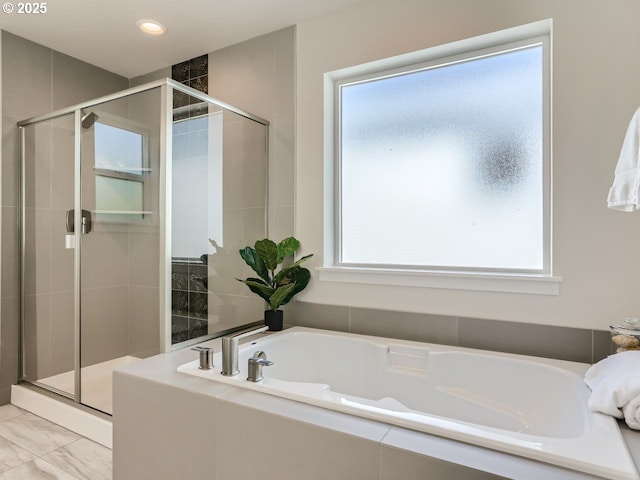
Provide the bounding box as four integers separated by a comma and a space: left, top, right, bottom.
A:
49, 291, 74, 376
216, 396, 381, 480
350, 307, 458, 346
1, 32, 52, 119
129, 286, 160, 358
51, 51, 127, 110
286, 301, 349, 332
80, 287, 128, 367
459, 317, 593, 363
0, 297, 20, 388
1, 206, 19, 299
2, 114, 19, 207
593, 329, 614, 363
381, 444, 507, 480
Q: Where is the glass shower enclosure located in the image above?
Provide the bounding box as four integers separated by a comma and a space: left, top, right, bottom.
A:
18, 79, 268, 414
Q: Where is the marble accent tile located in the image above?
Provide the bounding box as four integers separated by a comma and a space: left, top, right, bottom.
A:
172, 263, 188, 290
189, 55, 208, 78
171, 290, 188, 316
188, 264, 208, 292
188, 292, 208, 319
189, 75, 208, 95
171, 61, 189, 82
173, 89, 190, 109
0, 413, 80, 456
42, 438, 112, 480
0, 436, 36, 473
0, 458, 77, 480
189, 319, 208, 339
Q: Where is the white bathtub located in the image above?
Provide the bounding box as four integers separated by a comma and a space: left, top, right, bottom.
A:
177, 327, 638, 479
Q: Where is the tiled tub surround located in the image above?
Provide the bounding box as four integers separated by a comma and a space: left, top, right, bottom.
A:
177, 327, 635, 479
285, 302, 615, 364
114, 332, 640, 480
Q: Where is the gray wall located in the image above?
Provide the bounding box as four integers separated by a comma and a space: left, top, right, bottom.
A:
198, 17, 620, 363
0, 31, 128, 403
294, 0, 640, 332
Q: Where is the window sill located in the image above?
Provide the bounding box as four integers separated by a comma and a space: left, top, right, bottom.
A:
317, 267, 561, 296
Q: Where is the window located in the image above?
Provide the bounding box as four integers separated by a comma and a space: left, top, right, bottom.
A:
93, 121, 148, 219
329, 21, 554, 292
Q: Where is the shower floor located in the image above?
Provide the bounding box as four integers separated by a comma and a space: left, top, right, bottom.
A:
37, 356, 141, 415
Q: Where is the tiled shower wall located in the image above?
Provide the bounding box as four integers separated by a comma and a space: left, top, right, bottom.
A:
0, 31, 129, 404
171, 261, 208, 343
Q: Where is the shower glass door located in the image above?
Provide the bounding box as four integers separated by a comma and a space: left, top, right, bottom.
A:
78, 87, 162, 413
22, 113, 77, 398
20, 78, 267, 415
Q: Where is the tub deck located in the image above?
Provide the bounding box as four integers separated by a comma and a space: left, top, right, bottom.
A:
178, 327, 638, 479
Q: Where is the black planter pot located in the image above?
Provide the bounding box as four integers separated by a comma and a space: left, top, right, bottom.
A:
264, 309, 283, 331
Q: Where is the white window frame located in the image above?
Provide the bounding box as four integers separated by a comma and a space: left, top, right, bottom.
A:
319, 19, 561, 295
91, 113, 153, 221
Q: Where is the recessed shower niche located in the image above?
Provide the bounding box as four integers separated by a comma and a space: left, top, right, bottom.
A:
18, 79, 268, 414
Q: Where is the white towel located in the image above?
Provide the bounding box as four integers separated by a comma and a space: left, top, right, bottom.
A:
585, 351, 640, 429
608, 107, 640, 211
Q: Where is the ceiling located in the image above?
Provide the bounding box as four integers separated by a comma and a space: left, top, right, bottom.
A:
0, 0, 370, 78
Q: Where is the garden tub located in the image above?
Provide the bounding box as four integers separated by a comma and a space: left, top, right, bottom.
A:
177, 326, 637, 479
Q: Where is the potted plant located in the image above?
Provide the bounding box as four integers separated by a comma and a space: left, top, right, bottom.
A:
237, 237, 313, 331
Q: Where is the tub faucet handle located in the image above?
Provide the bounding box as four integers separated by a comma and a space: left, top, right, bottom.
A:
247, 351, 273, 382
191, 346, 213, 370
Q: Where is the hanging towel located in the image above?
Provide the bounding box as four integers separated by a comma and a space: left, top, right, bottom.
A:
608, 107, 640, 211
585, 351, 640, 429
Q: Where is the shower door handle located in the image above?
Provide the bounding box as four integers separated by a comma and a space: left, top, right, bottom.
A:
65, 209, 92, 234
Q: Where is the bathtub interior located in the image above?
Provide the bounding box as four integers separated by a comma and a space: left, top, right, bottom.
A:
237, 330, 589, 438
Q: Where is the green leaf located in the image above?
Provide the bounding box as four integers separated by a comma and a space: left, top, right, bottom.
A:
269, 282, 297, 310
277, 237, 300, 263
279, 267, 311, 306
254, 239, 279, 271
237, 278, 274, 303
273, 254, 313, 285
239, 247, 270, 283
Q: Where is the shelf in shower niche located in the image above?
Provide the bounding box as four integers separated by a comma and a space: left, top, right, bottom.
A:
94, 210, 154, 215
94, 167, 152, 173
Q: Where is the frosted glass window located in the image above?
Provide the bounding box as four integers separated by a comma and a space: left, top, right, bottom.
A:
95, 122, 143, 173
339, 43, 547, 272
95, 175, 143, 213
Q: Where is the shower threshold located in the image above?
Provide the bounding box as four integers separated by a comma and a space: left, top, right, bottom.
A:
11, 356, 141, 448
37, 356, 141, 415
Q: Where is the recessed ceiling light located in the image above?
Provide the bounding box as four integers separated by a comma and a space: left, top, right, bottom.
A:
137, 19, 167, 36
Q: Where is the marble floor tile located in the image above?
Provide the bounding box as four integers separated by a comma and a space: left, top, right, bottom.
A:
42, 438, 112, 480
0, 413, 80, 456
0, 436, 36, 473
0, 457, 79, 480
0, 406, 23, 423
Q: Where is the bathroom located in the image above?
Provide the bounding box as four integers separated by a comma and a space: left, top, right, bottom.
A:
2, 0, 640, 478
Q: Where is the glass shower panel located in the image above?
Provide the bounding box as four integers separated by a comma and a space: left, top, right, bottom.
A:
79, 87, 162, 413
170, 94, 267, 345
22, 113, 76, 397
